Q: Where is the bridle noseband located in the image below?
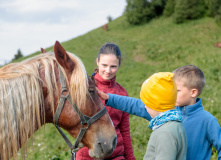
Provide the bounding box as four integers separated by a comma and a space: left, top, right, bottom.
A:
53, 65, 107, 160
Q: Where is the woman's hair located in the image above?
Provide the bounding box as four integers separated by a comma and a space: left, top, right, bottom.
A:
97, 43, 122, 65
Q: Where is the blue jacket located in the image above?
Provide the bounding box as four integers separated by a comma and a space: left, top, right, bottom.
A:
106, 94, 221, 160
176, 98, 221, 160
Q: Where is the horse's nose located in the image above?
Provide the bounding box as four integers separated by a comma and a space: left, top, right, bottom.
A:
98, 135, 117, 156
112, 136, 117, 149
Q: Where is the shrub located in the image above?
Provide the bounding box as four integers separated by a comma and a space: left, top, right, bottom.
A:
174, 0, 206, 23
125, 0, 153, 25
215, 5, 221, 25
150, 0, 167, 17
173, 0, 186, 23
205, 0, 221, 17
163, 0, 175, 17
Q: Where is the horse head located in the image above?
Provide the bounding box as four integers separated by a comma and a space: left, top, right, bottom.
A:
48, 41, 117, 158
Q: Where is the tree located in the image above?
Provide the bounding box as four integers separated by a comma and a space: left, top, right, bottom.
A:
163, 0, 175, 16
174, 0, 206, 23
107, 15, 113, 22
205, 0, 221, 17
125, 0, 153, 25
150, 0, 167, 17
12, 49, 23, 61
215, 5, 221, 25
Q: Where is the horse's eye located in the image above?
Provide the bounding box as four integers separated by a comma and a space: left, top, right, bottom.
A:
88, 87, 95, 93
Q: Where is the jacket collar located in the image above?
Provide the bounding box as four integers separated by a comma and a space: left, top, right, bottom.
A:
94, 73, 116, 87
176, 98, 203, 116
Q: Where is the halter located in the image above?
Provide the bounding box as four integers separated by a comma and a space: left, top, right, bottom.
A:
53, 65, 107, 160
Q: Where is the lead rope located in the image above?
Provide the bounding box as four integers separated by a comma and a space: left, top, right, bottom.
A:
71, 151, 76, 160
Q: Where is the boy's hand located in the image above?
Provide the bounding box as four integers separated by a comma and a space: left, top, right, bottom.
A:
96, 87, 109, 100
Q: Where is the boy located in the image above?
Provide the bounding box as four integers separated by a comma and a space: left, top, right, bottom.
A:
97, 72, 187, 160
173, 65, 221, 160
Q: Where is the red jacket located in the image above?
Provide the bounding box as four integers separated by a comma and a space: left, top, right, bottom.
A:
76, 73, 136, 160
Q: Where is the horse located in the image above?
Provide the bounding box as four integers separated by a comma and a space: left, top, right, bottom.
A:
102, 24, 108, 31
214, 42, 221, 48
0, 41, 117, 160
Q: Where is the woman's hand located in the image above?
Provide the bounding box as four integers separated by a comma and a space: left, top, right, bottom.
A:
96, 87, 109, 100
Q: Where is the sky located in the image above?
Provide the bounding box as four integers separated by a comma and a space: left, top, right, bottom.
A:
0, 0, 127, 65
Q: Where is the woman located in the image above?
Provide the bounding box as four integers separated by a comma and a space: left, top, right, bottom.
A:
76, 43, 136, 160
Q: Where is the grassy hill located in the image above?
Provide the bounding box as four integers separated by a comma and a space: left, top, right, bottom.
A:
14, 15, 221, 159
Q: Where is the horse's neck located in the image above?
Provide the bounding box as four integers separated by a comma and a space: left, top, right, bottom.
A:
39, 64, 60, 125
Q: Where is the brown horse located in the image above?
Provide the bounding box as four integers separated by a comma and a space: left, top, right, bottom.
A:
0, 41, 117, 159
102, 24, 108, 31
214, 42, 221, 48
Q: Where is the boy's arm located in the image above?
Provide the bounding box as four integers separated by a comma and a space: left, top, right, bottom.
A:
106, 93, 152, 121
207, 117, 221, 159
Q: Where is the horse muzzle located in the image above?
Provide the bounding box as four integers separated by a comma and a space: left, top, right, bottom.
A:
89, 135, 117, 159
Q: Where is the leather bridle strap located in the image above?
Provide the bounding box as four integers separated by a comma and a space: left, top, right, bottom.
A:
53, 65, 107, 159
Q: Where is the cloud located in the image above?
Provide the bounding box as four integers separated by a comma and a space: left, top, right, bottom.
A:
0, 0, 127, 64
0, 0, 79, 13
0, 0, 126, 24
0, 0, 81, 24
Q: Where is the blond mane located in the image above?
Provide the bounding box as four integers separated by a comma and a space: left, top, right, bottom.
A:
0, 52, 88, 159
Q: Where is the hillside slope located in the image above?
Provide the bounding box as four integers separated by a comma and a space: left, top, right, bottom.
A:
16, 16, 221, 159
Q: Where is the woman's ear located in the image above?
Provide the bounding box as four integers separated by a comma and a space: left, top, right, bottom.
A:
191, 88, 198, 98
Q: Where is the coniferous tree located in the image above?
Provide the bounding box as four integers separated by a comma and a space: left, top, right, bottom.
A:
12, 49, 23, 61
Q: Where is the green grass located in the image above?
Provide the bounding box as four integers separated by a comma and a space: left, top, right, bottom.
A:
12, 15, 221, 159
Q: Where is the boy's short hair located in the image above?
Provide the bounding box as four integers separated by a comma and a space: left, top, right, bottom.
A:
173, 65, 205, 96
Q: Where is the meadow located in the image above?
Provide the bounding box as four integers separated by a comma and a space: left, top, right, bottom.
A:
13, 15, 221, 159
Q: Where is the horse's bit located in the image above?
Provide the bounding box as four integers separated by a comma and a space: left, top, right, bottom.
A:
53, 65, 107, 160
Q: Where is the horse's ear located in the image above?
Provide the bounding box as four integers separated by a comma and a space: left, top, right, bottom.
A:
41, 48, 47, 54
54, 41, 75, 73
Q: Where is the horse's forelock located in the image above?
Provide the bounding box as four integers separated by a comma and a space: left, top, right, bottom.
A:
68, 53, 89, 110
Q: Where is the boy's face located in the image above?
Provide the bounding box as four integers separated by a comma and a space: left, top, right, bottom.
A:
175, 80, 196, 106
145, 106, 161, 118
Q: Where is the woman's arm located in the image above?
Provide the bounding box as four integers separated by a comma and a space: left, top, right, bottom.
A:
119, 112, 136, 160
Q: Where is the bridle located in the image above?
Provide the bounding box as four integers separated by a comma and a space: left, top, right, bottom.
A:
53, 65, 107, 160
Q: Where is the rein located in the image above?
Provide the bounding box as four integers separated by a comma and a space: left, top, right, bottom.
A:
53, 65, 107, 160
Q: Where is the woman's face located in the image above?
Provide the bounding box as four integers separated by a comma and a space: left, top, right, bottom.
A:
96, 54, 120, 80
